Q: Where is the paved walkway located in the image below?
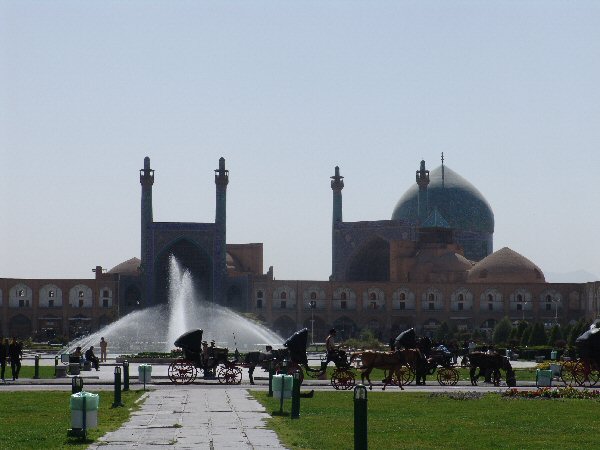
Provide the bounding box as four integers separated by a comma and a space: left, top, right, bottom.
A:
88, 387, 288, 449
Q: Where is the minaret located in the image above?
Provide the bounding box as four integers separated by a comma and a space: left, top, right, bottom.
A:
416, 160, 430, 223
140, 156, 154, 275
214, 157, 229, 304
331, 166, 344, 224
330, 166, 344, 279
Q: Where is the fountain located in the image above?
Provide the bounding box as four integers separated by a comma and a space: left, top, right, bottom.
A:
66, 255, 283, 354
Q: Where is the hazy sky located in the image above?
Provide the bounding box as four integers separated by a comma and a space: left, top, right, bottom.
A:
1, 1, 599, 282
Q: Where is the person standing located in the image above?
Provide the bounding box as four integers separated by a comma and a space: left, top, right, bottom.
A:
0, 337, 8, 382
9, 338, 22, 380
99, 337, 108, 362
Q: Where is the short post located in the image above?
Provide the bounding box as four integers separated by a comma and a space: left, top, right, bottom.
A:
291, 370, 301, 419
82, 394, 87, 439
354, 384, 368, 450
72, 376, 83, 394
34, 355, 40, 379
54, 355, 59, 377
122, 360, 129, 391
268, 361, 274, 397
112, 366, 123, 407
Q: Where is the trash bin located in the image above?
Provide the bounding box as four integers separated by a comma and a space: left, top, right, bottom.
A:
138, 364, 152, 383
550, 351, 557, 360
506, 349, 512, 359
536, 369, 552, 387
272, 374, 293, 399
70, 391, 99, 429
69, 363, 80, 375
550, 364, 562, 377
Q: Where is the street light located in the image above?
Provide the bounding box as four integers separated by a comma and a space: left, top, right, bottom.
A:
552, 298, 561, 324
309, 300, 317, 344
522, 300, 529, 322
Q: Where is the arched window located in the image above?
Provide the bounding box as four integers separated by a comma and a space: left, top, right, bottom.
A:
256, 299, 263, 309
369, 293, 377, 301
257, 290, 263, 299
280, 292, 287, 300
340, 292, 347, 300
400, 292, 406, 301
428, 293, 435, 302
517, 294, 523, 302
310, 292, 317, 300
487, 294, 493, 302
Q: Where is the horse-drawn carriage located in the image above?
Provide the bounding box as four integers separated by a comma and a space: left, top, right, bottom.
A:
168, 327, 319, 386
167, 329, 242, 384
560, 321, 600, 387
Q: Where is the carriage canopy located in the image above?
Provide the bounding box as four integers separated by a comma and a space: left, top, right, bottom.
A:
174, 329, 203, 352
395, 328, 416, 349
283, 328, 309, 365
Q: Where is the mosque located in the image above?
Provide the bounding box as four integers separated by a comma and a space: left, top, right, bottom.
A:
1, 156, 599, 342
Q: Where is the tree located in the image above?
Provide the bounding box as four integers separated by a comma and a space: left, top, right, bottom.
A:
528, 322, 548, 346
492, 317, 513, 345
520, 325, 532, 346
547, 324, 563, 347
516, 321, 529, 339
435, 322, 450, 342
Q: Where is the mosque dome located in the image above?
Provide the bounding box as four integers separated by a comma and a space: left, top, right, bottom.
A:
108, 257, 141, 276
391, 165, 494, 234
467, 247, 545, 284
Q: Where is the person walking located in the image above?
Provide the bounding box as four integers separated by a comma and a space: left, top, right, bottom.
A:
8, 338, 22, 380
100, 337, 108, 362
0, 337, 8, 382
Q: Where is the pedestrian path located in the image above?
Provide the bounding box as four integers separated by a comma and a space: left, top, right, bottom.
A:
88, 387, 288, 449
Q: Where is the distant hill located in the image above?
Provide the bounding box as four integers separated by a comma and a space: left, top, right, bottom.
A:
545, 270, 599, 283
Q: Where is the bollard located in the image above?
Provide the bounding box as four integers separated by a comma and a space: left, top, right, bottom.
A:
268, 361, 274, 397
112, 366, 123, 407
34, 355, 40, 379
291, 370, 301, 419
54, 355, 59, 377
123, 361, 129, 391
72, 376, 83, 394
354, 384, 368, 450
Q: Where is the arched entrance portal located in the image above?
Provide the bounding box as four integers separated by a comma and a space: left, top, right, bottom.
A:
346, 237, 390, 281
154, 239, 213, 305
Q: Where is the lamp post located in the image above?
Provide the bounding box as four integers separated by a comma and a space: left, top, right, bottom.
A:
552, 298, 561, 324
309, 300, 316, 344
522, 301, 529, 322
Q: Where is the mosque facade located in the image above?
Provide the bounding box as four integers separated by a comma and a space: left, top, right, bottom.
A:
1, 157, 599, 342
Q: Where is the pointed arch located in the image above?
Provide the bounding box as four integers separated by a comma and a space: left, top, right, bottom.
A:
346, 236, 390, 282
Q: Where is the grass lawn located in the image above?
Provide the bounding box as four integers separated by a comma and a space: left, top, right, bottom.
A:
252, 390, 600, 449
0, 389, 145, 449
5, 365, 58, 379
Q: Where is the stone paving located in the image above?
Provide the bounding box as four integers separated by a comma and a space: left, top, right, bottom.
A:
88, 387, 287, 449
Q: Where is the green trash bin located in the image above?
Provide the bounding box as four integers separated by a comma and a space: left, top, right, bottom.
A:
272, 374, 293, 399
536, 369, 552, 387
138, 364, 152, 383
550, 351, 557, 360
70, 391, 99, 429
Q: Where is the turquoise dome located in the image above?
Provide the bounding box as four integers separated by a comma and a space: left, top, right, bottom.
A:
391, 165, 494, 234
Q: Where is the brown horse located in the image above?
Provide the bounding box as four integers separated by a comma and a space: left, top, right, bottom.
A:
350, 351, 407, 390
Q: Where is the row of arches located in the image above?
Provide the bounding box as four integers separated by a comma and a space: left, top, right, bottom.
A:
2, 314, 112, 339
0, 284, 114, 309
256, 286, 566, 312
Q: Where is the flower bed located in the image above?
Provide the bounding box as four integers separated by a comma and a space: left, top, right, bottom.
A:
503, 386, 600, 399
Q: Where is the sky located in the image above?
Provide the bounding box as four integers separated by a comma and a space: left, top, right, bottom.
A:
1, 1, 599, 282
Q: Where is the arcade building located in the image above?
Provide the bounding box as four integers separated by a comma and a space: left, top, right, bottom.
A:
1, 157, 599, 341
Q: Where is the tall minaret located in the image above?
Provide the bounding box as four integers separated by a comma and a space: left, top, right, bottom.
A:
330, 166, 344, 278
140, 156, 154, 275
416, 160, 430, 223
214, 157, 229, 304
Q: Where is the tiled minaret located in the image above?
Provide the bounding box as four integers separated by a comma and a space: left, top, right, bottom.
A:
331, 165, 344, 278
140, 156, 154, 304
416, 160, 430, 224
214, 157, 229, 304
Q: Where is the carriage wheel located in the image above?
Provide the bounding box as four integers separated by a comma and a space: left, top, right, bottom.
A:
218, 364, 242, 385
388, 366, 414, 386
437, 367, 459, 386
572, 361, 600, 387
560, 361, 578, 386
331, 368, 355, 390
168, 359, 196, 385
